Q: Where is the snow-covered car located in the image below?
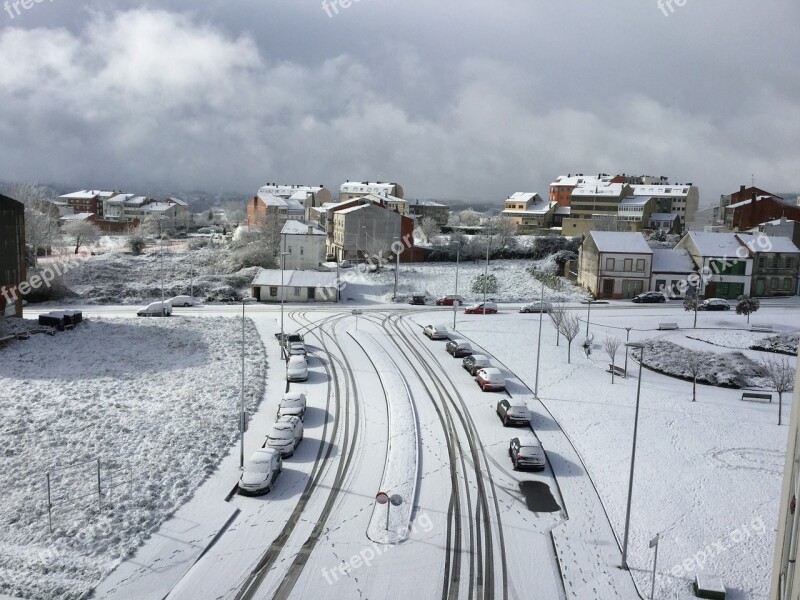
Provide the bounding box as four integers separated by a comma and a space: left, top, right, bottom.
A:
289, 342, 307, 356
339, 260, 353, 268
408, 294, 427, 305
699, 298, 731, 311
325, 253, 336, 262
520, 301, 551, 313
267, 416, 304, 457
632, 292, 666, 304
286, 356, 308, 382
279, 332, 304, 349
464, 301, 498, 314
476, 367, 506, 392
423, 324, 449, 340
238, 448, 282, 495
136, 301, 172, 317
462, 353, 492, 375
277, 391, 307, 420
509, 436, 546, 471
446, 339, 473, 357
435, 294, 464, 306
168, 295, 200, 307
496, 399, 530, 425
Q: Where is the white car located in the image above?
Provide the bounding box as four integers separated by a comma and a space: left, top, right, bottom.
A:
289, 342, 307, 356
267, 416, 304, 457
286, 356, 308, 382
520, 301, 551, 313
168, 295, 200, 307
136, 301, 172, 317
423, 324, 449, 340
277, 391, 307, 420
238, 448, 282, 495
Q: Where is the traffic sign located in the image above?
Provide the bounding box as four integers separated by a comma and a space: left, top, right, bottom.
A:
375, 491, 389, 505
390, 494, 403, 506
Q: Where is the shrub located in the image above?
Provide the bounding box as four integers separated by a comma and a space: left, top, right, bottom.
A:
127, 236, 146, 256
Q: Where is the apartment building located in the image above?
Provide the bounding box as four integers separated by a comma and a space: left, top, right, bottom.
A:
630, 181, 699, 226
0, 194, 26, 318
675, 232, 753, 299
257, 184, 333, 221
330, 200, 415, 262
409, 199, 449, 228
577, 231, 653, 299
743, 235, 800, 297
500, 192, 557, 233
339, 181, 405, 204
58, 190, 122, 218
724, 191, 800, 232
246, 191, 304, 227
280, 221, 327, 270
549, 174, 622, 206
562, 182, 634, 235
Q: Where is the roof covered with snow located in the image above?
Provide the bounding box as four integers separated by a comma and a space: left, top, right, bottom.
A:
281, 221, 325, 236
588, 231, 652, 254
258, 184, 325, 198
60, 212, 95, 221
252, 269, 338, 288
619, 195, 653, 206
572, 183, 627, 197
739, 234, 800, 254
650, 212, 679, 221
340, 182, 399, 195
652, 249, 696, 273
631, 184, 693, 197
554, 206, 571, 215
257, 192, 288, 208
167, 197, 188, 206
550, 175, 612, 187
411, 199, 446, 207
685, 231, 746, 256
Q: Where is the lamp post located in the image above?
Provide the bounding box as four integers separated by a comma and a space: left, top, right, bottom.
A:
280, 251, 291, 360
534, 270, 545, 397
621, 341, 646, 570
159, 219, 166, 316
585, 298, 595, 337
483, 221, 492, 307
624, 327, 632, 377
240, 299, 246, 468
393, 236, 399, 300
453, 243, 461, 330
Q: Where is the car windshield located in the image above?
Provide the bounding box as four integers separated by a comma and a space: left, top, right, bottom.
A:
269, 429, 293, 440
244, 460, 272, 473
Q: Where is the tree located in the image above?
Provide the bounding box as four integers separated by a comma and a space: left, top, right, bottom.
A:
62, 220, 101, 254
419, 217, 440, 244
683, 294, 699, 312
458, 209, 482, 227
761, 356, 795, 426
9, 182, 60, 267
604, 336, 622, 383
559, 313, 581, 363
649, 228, 667, 242
365, 236, 390, 272
222, 201, 246, 227
549, 302, 567, 346
736, 295, 760, 324
679, 356, 702, 402
127, 235, 147, 255
490, 216, 517, 247
471, 274, 497, 295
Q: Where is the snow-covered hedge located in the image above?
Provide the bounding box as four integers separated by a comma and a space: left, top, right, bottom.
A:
638, 340, 768, 389
0, 317, 266, 599
751, 333, 799, 356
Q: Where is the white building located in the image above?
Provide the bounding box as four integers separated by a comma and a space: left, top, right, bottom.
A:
339, 181, 405, 204
280, 221, 327, 270
577, 231, 654, 298
250, 268, 339, 303
630, 182, 699, 226
675, 231, 753, 298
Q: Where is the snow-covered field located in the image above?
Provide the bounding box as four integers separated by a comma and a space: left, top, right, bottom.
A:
0, 317, 266, 600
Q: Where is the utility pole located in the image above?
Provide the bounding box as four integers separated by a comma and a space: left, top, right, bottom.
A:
393, 236, 399, 300
159, 219, 165, 316
240, 300, 246, 469
453, 244, 460, 330
534, 271, 544, 397
483, 221, 492, 307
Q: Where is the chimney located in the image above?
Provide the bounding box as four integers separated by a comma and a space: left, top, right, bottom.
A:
307, 225, 313, 235
740, 185, 746, 193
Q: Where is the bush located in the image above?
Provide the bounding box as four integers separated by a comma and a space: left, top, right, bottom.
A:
127, 236, 146, 255
471, 274, 497, 295
20, 268, 74, 303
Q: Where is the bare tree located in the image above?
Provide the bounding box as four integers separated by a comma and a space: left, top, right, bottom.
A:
490, 216, 517, 247
9, 182, 61, 266
761, 356, 796, 426
679, 356, 703, 402
559, 313, 581, 363
604, 335, 622, 383
62, 220, 101, 254
418, 216, 440, 243
458, 209, 482, 227
549, 302, 566, 346
365, 236, 390, 272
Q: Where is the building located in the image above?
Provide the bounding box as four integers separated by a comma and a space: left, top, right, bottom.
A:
742, 235, 800, 297
617, 195, 657, 230
0, 194, 26, 318
330, 199, 415, 262
549, 174, 622, 206
630, 181, 699, 226
58, 190, 121, 217
409, 199, 449, 228
562, 182, 634, 235
648, 213, 682, 234
675, 232, 753, 299
280, 221, 327, 270
724, 190, 800, 232
651, 248, 695, 297
500, 192, 556, 233
245, 191, 304, 227
101, 195, 189, 226
577, 231, 653, 299
761, 217, 800, 248
250, 268, 339, 303
715, 185, 775, 224
339, 181, 405, 203
256, 184, 333, 221
769, 353, 800, 599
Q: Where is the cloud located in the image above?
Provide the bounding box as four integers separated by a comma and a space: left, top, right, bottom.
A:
0, 6, 798, 204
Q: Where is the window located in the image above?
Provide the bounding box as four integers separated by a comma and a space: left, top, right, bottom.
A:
624, 258, 633, 272
770, 278, 778, 290
636, 259, 646, 272
772, 256, 780, 269
605, 258, 615, 271
300, 248, 304, 255
785, 257, 794, 269
758, 257, 766, 268
270, 287, 278, 297
294, 287, 301, 295
784, 278, 792, 290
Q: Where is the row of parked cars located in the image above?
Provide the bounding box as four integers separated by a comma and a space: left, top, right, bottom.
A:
423, 323, 546, 471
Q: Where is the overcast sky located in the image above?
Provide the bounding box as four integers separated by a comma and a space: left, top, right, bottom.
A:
1, 0, 798, 205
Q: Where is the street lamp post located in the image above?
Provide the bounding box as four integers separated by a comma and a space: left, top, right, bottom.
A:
393, 236, 399, 300
240, 300, 246, 468
534, 270, 545, 397
624, 327, 632, 377
621, 341, 646, 570
483, 222, 492, 307
280, 251, 290, 360
453, 244, 461, 330
159, 219, 165, 316
585, 299, 594, 337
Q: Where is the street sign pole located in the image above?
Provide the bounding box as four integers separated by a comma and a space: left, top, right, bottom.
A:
649, 533, 660, 599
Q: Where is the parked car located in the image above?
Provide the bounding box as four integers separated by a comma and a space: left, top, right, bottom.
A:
699, 298, 731, 311
496, 399, 530, 425
476, 367, 506, 392
464, 301, 498, 314
277, 391, 307, 420
632, 292, 666, 304
289, 342, 307, 356
508, 436, 546, 471
286, 356, 309, 382
446, 339, 473, 357
462, 353, 492, 375
325, 253, 336, 262
423, 324, 449, 340
408, 294, 427, 305
238, 448, 282, 495
339, 260, 353, 268
267, 416, 304, 457
520, 301, 551, 313
168, 295, 200, 307
136, 301, 172, 317
279, 332, 304, 349
435, 294, 465, 306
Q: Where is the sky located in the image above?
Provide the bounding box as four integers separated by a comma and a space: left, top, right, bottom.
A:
0, 0, 798, 206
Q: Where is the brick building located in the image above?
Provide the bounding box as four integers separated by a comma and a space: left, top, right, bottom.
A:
0, 194, 26, 318
724, 187, 800, 232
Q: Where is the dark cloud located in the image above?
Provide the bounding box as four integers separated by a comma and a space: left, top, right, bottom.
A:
1, 1, 798, 203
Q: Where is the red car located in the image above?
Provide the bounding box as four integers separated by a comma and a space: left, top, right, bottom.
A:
436, 294, 464, 306
464, 302, 498, 314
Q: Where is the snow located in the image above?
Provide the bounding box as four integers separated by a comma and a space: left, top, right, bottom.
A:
652, 248, 695, 273
0, 316, 266, 600
589, 231, 652, 254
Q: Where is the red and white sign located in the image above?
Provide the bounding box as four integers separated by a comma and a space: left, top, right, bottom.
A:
375, 492, 389, 505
